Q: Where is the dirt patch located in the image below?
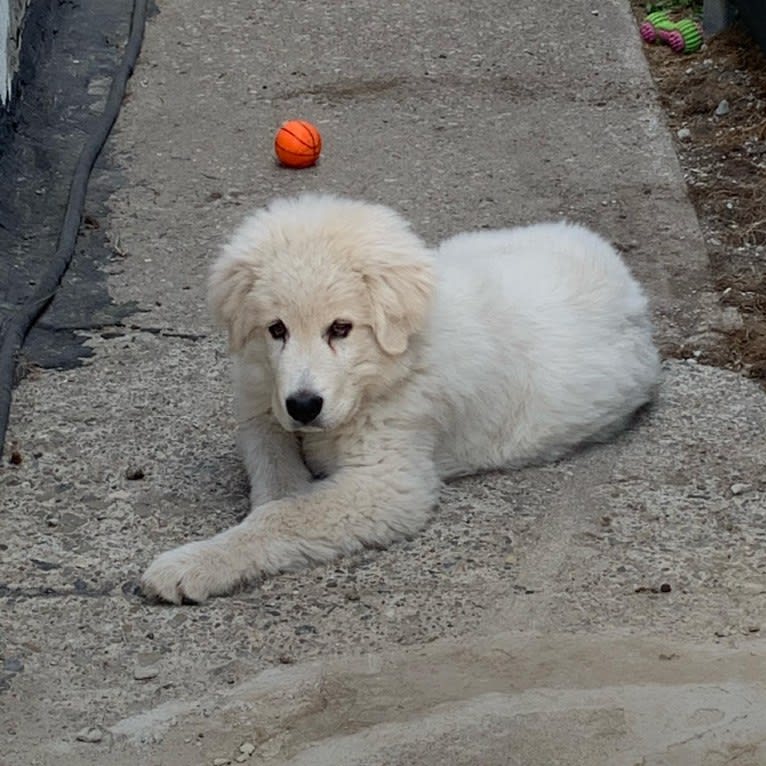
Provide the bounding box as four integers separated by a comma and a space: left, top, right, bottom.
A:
632, 5, 766, 382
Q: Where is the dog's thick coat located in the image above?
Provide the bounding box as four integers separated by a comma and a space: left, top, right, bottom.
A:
141, 194, 660, 603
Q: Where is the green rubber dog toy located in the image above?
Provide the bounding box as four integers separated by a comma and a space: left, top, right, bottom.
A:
640, 11, 703, 54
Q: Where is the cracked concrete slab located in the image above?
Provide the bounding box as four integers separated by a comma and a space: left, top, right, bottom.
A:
2, 0, 764, 765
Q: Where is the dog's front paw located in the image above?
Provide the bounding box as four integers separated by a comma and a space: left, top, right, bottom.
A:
140, 540, 242, 604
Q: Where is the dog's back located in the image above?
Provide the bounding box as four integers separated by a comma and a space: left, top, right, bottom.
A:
422, 222, 660, 478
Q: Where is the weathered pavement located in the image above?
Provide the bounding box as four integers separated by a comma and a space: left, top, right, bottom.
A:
2, 1, 766, 764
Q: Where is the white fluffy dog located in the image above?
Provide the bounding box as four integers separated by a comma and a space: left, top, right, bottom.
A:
141, 193, 660, 603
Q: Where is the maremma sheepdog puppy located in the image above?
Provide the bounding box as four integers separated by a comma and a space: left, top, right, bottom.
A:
141, 193, 660, 603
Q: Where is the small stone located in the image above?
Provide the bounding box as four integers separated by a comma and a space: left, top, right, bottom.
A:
75, 726, 103, 743
504, 553, 516, 565
235, 755, 249, 763
715, 99, 730, 116
3, 657, 24, 673
213, 758, 231, 765
239, 742, 255, 755
133, 665, 160, 680
719, 306, 743, 331
677, 127, 691, 141
125, 466, 145, 481
731, 483, 752, 496
660, 583, 672, 593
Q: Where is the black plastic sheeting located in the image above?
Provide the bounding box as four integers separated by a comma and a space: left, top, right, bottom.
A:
0, 0, 148, 458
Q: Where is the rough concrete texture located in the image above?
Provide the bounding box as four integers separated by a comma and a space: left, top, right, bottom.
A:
2, 1, 765, 764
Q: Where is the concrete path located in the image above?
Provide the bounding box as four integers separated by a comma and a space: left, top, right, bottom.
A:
2, 1, 765, 764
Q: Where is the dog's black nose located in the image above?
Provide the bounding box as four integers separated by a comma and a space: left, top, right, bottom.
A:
285, 391, 324, 424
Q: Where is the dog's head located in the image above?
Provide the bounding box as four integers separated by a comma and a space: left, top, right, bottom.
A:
209, 194, 434, 431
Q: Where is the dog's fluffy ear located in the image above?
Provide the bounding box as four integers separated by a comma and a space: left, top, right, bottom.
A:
208, 251, 259, 353
364, 250, 434, 355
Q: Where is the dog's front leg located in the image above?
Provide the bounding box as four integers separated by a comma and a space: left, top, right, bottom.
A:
140, 449, 439, 604
238, 414, 314, 506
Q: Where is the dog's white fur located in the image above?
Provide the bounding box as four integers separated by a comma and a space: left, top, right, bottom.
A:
141, 193, 660, 603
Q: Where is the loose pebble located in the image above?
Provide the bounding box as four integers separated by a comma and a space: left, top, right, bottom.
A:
715, 99, 730, 116
240, 742, 256, 755
133, 665, 160, 680
213, 759, 231, 765
677, 127, 691, 141
4, 657, 24, 673
125, 466, 145, 480
75, 726, 103, 743
731, 483, 752, 495
235, 755, 249, 763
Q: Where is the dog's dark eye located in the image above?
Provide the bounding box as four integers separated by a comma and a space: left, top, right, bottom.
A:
268, 320, 288, 340
328, 320, 352, 339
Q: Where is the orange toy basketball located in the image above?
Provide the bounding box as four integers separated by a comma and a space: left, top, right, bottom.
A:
274, 120, 322, 168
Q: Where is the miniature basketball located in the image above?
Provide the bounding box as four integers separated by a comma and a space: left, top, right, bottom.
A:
274, 120, 322, 168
